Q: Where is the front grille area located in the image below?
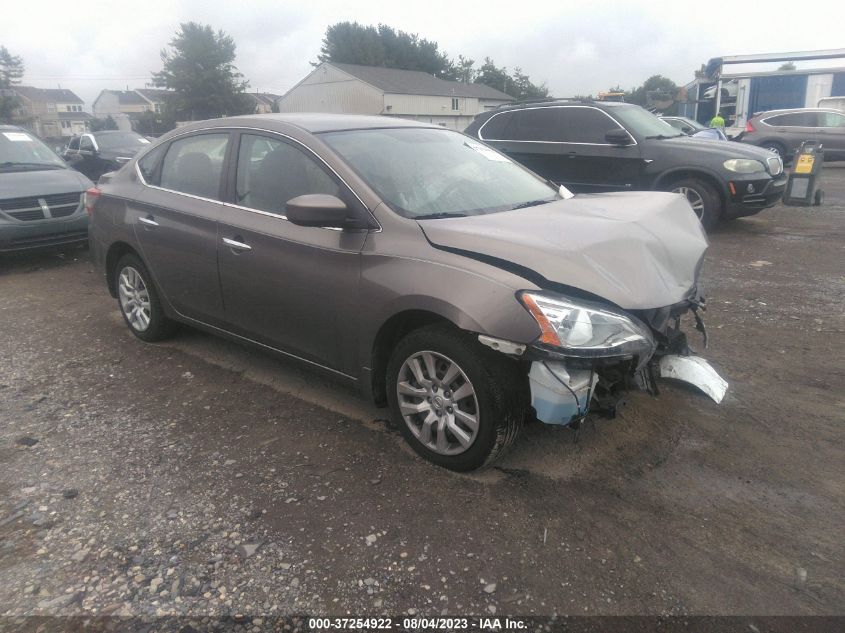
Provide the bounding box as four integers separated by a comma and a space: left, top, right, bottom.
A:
9, 209, 45, 221
0, 192, 82, 222
49, 206, 78, 218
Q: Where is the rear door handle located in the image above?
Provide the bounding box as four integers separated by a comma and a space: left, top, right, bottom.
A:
138, 216, 159, 227
222, 237, 252, 252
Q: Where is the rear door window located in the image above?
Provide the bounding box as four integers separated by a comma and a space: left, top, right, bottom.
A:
159, 133, 229, 200
507, 108, 566, 142
234, 133, 341, 214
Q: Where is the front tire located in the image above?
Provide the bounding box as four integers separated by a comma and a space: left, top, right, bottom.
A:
114, 253, 176, 342
669, 177, 721, 230
386, 324, 527, 471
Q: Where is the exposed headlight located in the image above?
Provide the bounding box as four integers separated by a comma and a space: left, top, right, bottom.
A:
519, 292, 656, 361
723, 158, 765, 174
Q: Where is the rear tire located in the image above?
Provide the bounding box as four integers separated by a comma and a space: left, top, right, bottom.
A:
114, 253, 177, 342
386, 324, 527, 471
668, 177, 721, 230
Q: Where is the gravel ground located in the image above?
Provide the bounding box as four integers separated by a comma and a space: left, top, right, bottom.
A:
0, 168, 843, 627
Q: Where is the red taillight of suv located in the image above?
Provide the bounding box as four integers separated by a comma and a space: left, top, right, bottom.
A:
84, 187, 100, 216
745, 120, 756, 133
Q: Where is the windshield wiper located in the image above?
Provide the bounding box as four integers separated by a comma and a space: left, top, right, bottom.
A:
510, 199, 554, 210
0, 161, 63, 170
414, 212, 468, 220
644, 134, 684, 140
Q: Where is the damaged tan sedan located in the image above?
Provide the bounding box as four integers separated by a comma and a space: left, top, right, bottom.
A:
88, 114, 727, 471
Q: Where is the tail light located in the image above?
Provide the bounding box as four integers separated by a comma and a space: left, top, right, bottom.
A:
83, 187, 100, 216
745, 120, 755, 133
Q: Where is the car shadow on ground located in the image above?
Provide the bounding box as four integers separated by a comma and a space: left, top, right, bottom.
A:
0, 245, 89, 277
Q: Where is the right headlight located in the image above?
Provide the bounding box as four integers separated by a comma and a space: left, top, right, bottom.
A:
723, 158, 765, 174
519, 292, 655, 361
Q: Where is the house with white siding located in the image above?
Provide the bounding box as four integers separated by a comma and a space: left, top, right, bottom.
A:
277, 63, 513, 131
12, 87, 91, 140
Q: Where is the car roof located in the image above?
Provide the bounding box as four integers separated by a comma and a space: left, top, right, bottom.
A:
172, 113, 440, 135
755, 107, 841, 117
491, 99, 634, 113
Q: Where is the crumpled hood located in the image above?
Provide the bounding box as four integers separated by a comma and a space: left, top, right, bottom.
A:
418, 191, 708, 310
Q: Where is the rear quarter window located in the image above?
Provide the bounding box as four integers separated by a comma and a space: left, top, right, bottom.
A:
478, 111, 514, 140
137, 144, 168, 186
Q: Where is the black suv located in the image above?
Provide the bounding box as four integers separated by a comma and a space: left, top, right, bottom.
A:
465, 100, 787, 228
62, 131, 151, 182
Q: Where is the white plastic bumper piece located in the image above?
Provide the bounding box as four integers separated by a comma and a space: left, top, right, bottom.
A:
658, 355, 729, 403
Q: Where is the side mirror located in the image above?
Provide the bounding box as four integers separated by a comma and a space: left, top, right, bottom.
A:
605, 128, 634, 145
286, 194, 349, 228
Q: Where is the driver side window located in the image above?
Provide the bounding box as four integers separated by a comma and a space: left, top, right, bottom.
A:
235, 134, 341, 215
68, 136, 80, 151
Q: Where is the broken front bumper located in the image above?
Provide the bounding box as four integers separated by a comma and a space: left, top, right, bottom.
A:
528, 361, 597, 426
527, 354, 728, 427
658, 355, 728, 403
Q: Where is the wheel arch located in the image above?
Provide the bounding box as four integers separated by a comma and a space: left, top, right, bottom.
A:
105, 241, 142, 298
369, 308, 460, 406
652, 168, 726, 212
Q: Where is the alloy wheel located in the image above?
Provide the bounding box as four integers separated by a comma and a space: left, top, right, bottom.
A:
396, 350, 480, 456
118, 266, 152, 332
672, 185, 705, 219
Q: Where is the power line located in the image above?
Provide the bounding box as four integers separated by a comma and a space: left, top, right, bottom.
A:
23, 76, 153, 80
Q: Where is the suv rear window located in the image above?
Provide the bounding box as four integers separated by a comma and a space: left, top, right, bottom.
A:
764, 112, 819, 127
481, 106, 622, 144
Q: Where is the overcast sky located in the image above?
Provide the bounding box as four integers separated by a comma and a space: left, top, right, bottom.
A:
3, 0, 844, 107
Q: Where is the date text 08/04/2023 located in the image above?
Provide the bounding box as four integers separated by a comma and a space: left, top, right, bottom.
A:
308, 616, 529, 630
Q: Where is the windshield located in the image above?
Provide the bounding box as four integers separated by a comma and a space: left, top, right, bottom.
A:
95, 132, 150, 150
613, 107, 684, 139
0, 130, 66, 171
320, 127, 560, 218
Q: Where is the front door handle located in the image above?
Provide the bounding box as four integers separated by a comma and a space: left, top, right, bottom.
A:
138, 216, 159, 227
222, 237, 252, 252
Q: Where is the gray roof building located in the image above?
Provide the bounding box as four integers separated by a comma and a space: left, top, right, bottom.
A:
12, 86, 89, 139
329, 63, 513, 100
277, 62, 514, 131
12, 86, 84, 104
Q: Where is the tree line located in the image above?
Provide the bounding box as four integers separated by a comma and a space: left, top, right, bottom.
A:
3, 23, 696, 134
316, 22, 550, 100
